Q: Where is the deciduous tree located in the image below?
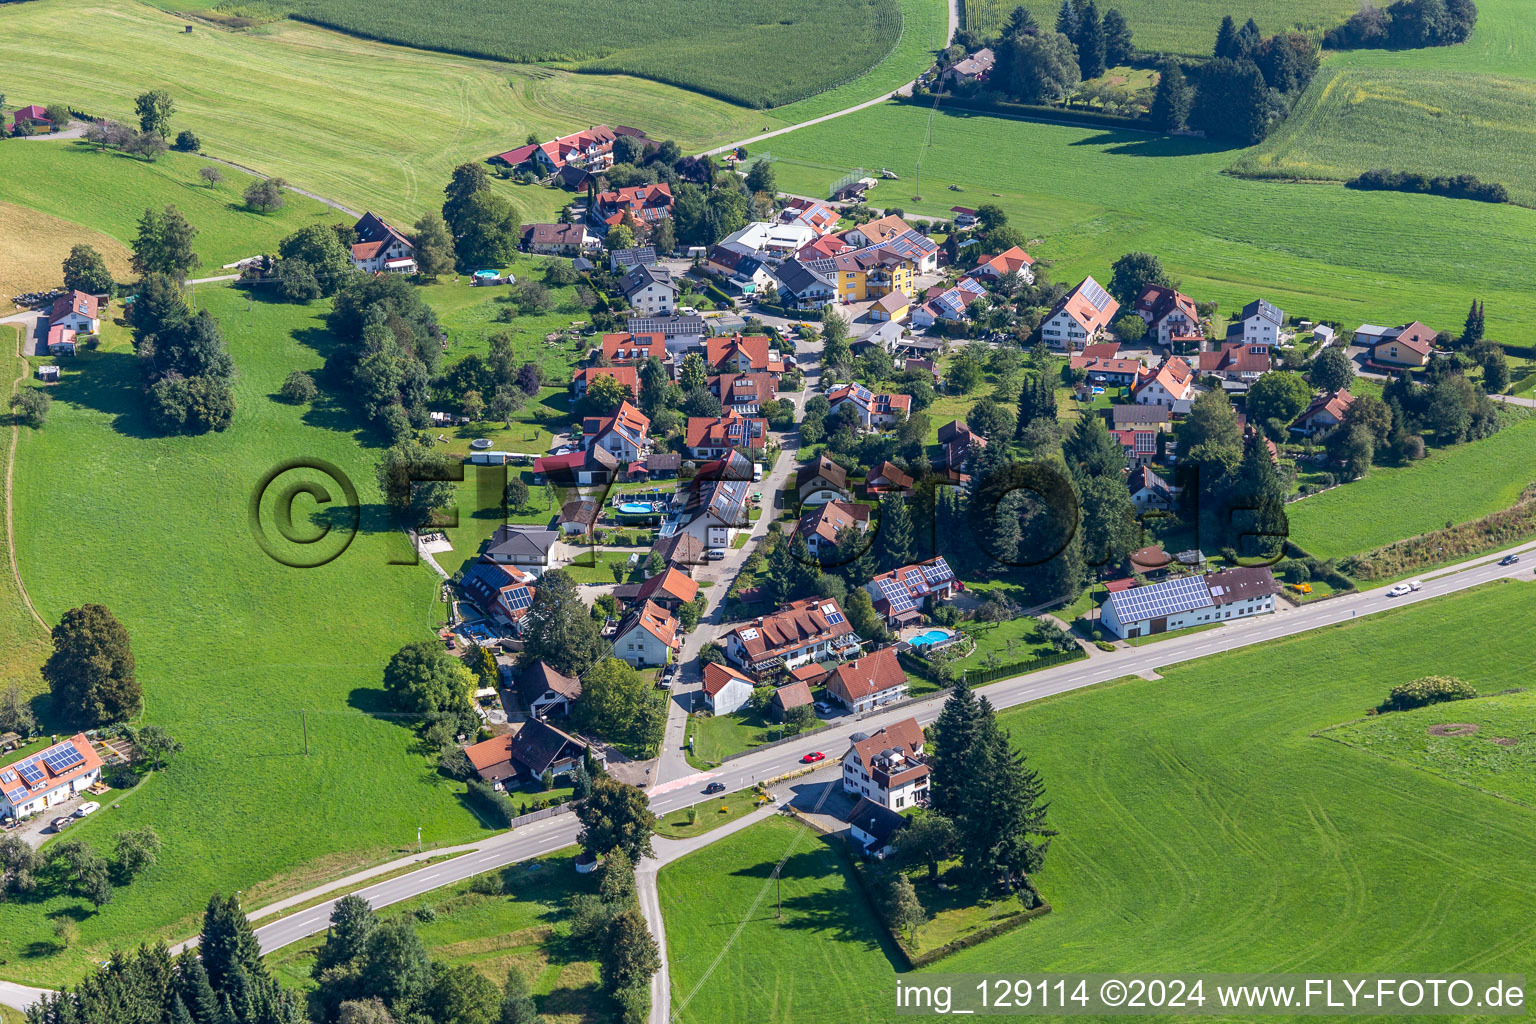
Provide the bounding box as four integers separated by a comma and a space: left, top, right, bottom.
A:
43, 604, 140, 726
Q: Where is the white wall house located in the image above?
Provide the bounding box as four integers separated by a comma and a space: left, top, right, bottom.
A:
620, 264, 677, 316
0, 735, 102, 820
1100, 568, 1278, 640
1238, 299, 1284, 346
841, 718, 929, 810
702, 662, 755, 715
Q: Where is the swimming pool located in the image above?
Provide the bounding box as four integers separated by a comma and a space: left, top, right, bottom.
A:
908, 629, 953, 648
617, 501, 661, 515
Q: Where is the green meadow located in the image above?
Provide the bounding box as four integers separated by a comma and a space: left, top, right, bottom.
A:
764, 101, 1536, 347
663, 581, 1536, 1022
1286, 415, 1536, 560
2, 283, 484, 984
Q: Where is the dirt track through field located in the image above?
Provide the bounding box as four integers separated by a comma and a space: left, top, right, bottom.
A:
4, 322, 46, 632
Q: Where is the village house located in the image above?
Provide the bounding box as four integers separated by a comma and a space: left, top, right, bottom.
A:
571, 364, 639, 400
1128, 465, 1174, 511
778, 197, 840, 235
612, 599, 680, 668
609, 245, 658, 272
795, 499, 871, 558
1235, 299, 1285, 346
864, 556, 958, 628
826, 382, 911, 429
841, 215, 940, 273
770, 679, 814, 721
49, 290, 100, 334
1111, 404, 1172, 430
709, 372, 777, 415
628, 451, 680, 482
1111, 428, 1159, 469
685, 410, 767, 460
46, 326, 78, 356
965, 244, 1035, 285
483, 525, 560, 575
1071, 352, 1142, 387
628, 312, 707, 350
615, 566, 698, 613
349, 212, 417, 274
824, 645, 909, 713
601, 332, 666, 364
1099, 566, 1279, 640
1290, 390, 1356, 436
715, 221, 818, 262
796, 454, 850, 507
866, 460, 914, 497
869, 290, 910, 323
459, 561, 537, 632
464, 719, 602, 788
9, 104, 52, 135
944, 46, 996, 86
521, 222, 596, 256
725, 595, 862, 676
1198, 341, 1273, 383
848, 797, 908, 858
705, 333, 784, 376
1134, 284, 1202, 346
516, 661, 582, 720
619, 263, 678, 316
842, 717, 929, 810
533, 446, 619, 488
1358, 321, 1436, 368
670, 450, 753, 549
583, 401, 650, 462
558, 499, 599, 537
493, 124, 624, 174
773, 261, 836, 309
1133, 356, 1199, 412
589, 182, 674, 233
1041, 276, 1119, 349
705, 247, 774, 298
0, 734, 102, 820
912, 277, 986, 326
701, 661, 756, 715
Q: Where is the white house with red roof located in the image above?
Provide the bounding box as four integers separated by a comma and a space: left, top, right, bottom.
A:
1291, 390, 1356, 436
494, 125, 619, 173
826, 382, 911, 429
590, 183, 674, 233
1134, 284, 1201, 345
601, 332, 666, 364
704, 334, 784, 376
702, 661, 756, 715
796, 499, 871, 558
1041, 276, 1119, 349
685, 411, 767, 460
613, 599, 680, 668
824, 645, 909, 713
349, 212, 417, 274
50, 290, 100, 334
582, 401, 650, 462
1071, 352, 1142, 387
710, 372, 777, 415
842, 717, 929, 809
965, 245, 1035, 284
1198, 342, 1272, 383
725, 595, 861, 675
0, 734, 102, 819
864, 556, 957, 627
1133, 356, 1200, 412
778, 198, 840, 236
571, 364, 639, 400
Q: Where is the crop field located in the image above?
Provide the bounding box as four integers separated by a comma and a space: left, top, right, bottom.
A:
0, 143, 335, 298
763, 102, 1536, 348
1286, 415, 1536, 560
664, 582, 1536, 1022
215, 0, 901, 109
1232, 66, 1536, 206
0, 0, 774, 228
266, 852, 615, 1022
959, 0, 1353, 56
1, 283, 489, 985
1326, 689, 1536, 809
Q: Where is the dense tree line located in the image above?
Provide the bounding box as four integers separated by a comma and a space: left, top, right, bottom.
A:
1324, 0, 1477, 49
127, 260, 237, 433
442, 163, 521, 271
26, 894, 305, 1024
1346, 169, 1508, 204
978, 3, 1135, 105
324, 272, 441, 441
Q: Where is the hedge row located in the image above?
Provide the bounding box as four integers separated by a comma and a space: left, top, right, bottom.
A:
963, 648, 1083, 687
906, 902, 1054, 969
899, 92, 1154, 132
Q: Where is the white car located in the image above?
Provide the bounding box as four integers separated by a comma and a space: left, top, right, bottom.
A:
74, 801, 100, 818
1409, 580, 1423, 591
1386, 584, 1412, 597
678, 305, 697, 315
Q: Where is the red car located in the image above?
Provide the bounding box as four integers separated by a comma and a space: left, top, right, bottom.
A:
800, 751, 825, 764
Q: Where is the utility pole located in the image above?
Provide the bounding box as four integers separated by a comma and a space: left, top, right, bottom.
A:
774, 865, 782, 919
417, 826, 423, 854
301, 709, 309, 756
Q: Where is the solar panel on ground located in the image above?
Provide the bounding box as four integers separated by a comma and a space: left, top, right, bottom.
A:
1080, 276, 1112, 312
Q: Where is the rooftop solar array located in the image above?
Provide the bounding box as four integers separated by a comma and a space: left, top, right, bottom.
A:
921, 558, 954, 584
16, 759, 44, 785
43, 746, 84, 774
877, 577, 917, 613
1108, 575, 1212, 623
821, 602, 846, 625
505, 586, 534, 611
1079, 276, 1112, 313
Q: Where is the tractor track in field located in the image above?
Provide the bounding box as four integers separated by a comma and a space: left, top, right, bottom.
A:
4, 321, 47, 633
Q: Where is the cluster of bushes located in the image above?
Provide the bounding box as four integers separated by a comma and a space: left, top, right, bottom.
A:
1377, 675, 1478, 713
1325, 0, 1478, 50
1346, 169, 1509, 204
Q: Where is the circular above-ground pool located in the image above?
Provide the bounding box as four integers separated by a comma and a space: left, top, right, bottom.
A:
473, 269, 499, 279
617, 502, 657, 514
469, 438, 493, 450
908, 628, 954, 649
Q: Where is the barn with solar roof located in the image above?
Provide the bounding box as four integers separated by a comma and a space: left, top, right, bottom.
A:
1099, 567, 1279, 639
0, 734, 102, 820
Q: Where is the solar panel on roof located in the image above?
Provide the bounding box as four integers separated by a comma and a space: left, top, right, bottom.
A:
43, 746, 84, 773
16, 759, 44, 785
506, 587, 533, 611
1079, 277, 1112, 313
0, 770, 14, 785
1110, 575, 1211, 623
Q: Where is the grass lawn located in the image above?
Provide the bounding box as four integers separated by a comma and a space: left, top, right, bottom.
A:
265, 850, 615, 1022
1324, 689, 1536, 809
686, 708, 822, 767
961, 0, 1355, 57
562, 549, 643, 585
665, 580, 1536, 1021
763, 94, 1536, 350
1, 282, 491, 986
655, 788, 768, 840
0, 143, 337, 301
1286, 415, 1536, 560
1, 325, 50, 701
659, 815, 900, 1024
958, 615, 1062, 665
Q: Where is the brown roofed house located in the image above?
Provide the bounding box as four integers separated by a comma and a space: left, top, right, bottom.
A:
823, 645, 908, 713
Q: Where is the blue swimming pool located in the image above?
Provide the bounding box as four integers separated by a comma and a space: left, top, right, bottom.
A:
909, 629, 953, 648
617, 501, 660, 515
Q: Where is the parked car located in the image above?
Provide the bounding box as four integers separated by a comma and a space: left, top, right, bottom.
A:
706, 548, 727, 561
1387, 584, 1412, 597
51, 816, 72, 831
704, 782, 725, 794
1499, 554, 1521, 566
74, 802, 100, 818
800, 751, 825, 764
813, 701, 831, 715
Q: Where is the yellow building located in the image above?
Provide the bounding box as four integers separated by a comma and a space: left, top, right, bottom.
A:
829, 249, 917, 302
